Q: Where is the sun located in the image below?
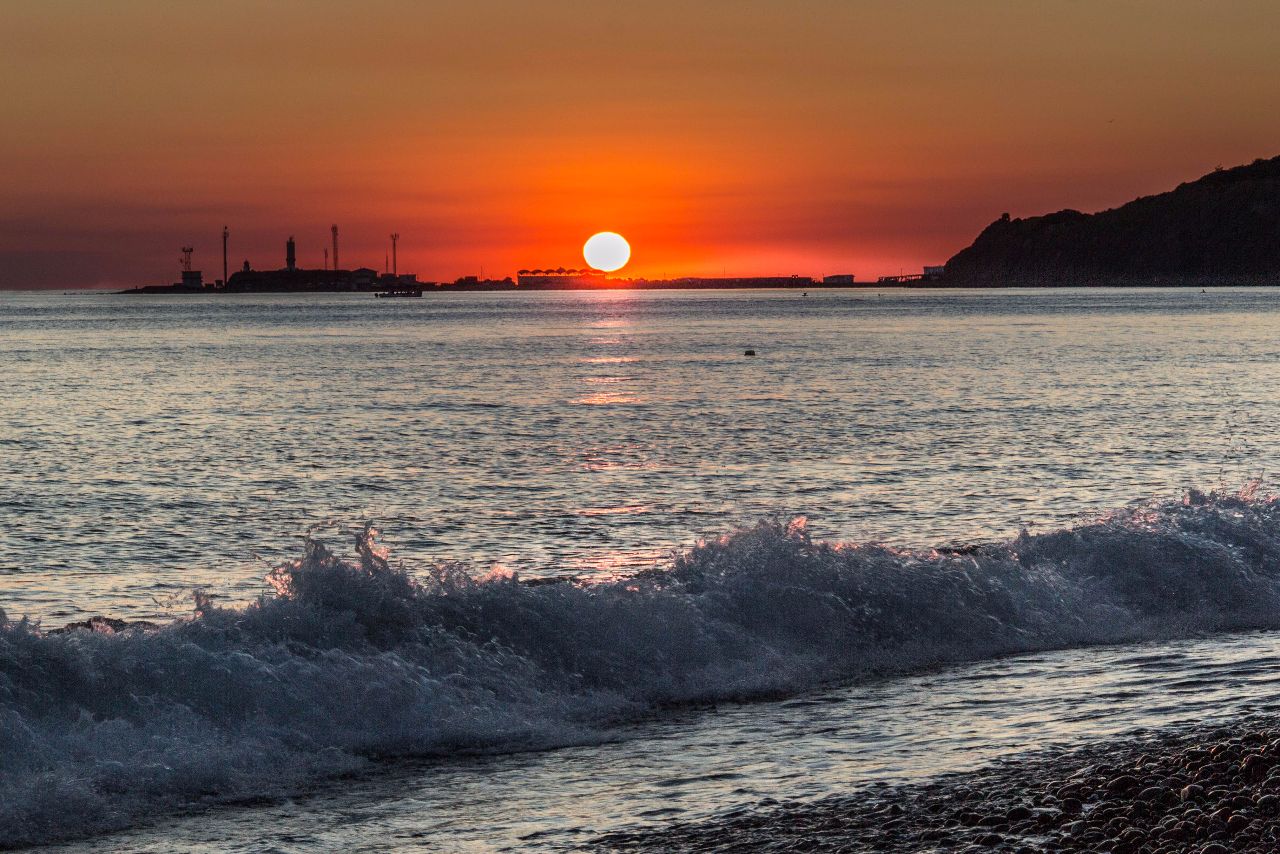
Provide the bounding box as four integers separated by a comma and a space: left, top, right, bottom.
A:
583, 232, 631, 273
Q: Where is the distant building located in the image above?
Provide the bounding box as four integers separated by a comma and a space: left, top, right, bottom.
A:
517, 268, 609, 288
223, 244, 420, 293
378, 273, 420, 288
665, 275, 814, 289
181, 270, 203, 288
823, 274, 856, 284
876, 266, 947, 285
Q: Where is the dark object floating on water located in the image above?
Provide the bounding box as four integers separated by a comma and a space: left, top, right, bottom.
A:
744, 349, 756, 356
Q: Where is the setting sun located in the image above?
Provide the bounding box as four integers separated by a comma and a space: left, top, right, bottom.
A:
583, 232, 631, 273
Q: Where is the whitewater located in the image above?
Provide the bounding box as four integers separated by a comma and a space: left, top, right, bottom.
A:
5, 490, 1280, 848
6, 287, 1280, 849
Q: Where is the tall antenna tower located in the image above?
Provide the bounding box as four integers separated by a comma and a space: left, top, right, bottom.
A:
180, 246, 194, 272
222, 226, 229, 286
324, 246, 329, 271
390, 232, 399, 277
331, 224, 339, 271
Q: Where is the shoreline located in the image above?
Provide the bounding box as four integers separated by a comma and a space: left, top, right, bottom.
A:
598, 713, 1280, 852
109, 284, 1280, 295
112, 276, 1280, 295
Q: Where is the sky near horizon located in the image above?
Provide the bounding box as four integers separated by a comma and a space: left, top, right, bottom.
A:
3, 0, 1280, 288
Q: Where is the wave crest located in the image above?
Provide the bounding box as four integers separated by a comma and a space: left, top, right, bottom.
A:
5, 488, 1280, 846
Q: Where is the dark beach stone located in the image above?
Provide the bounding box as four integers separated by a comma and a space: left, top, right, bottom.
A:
1196, 762, 1227, 782
1226, 813, 1251, 835
1242, 754, 1273, 780
1034, 807, 1061, 825
1138, 784, 1170, 803
1118, 826, 1145, 842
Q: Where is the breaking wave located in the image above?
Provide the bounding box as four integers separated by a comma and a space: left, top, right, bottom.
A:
6, 487, 1280, 846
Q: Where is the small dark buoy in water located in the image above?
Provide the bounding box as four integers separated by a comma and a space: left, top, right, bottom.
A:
744, 349, 756, 356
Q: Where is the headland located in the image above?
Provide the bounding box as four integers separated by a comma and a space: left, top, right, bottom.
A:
943, 154, 1280, 286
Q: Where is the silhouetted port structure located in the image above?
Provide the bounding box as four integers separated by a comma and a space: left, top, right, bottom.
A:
224, 232, 420, 292
123, 223, 949, 295
876, 266, 946, 284
516, 268, 608, 288
178, 246, 202, 288
122, 225, 421, 294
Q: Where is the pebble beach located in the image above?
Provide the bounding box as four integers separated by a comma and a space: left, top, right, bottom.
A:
599, 716, 1280, 853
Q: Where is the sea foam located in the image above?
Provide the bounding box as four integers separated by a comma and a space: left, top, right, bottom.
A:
4, 488, 1280, 847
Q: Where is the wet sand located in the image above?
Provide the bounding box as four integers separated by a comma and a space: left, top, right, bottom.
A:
598, 714, 1280, 853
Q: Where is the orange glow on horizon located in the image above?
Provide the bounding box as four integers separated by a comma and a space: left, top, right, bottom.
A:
2, 1, 1279, 288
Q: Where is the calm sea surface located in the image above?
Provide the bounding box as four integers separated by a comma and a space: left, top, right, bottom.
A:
0, 287, 1273, 622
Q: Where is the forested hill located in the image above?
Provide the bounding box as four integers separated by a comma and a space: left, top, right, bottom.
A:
945, 156, 1280, 285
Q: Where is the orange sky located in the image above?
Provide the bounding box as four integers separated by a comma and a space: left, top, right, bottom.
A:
3, 0, 1280, 287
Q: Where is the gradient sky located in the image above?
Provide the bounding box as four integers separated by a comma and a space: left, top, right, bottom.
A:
3, 0, 1280, 287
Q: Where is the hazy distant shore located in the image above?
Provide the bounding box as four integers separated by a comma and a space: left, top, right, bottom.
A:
599, 714, 1280, 853
112, 276, 1280, 295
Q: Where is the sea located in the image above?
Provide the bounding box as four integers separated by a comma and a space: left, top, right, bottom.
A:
4, 286, 1280, 851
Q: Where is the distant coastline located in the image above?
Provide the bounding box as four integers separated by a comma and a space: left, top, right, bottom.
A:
118, 153, 1280, 295
116, 274, 1280, 295
119, 274, 887, 295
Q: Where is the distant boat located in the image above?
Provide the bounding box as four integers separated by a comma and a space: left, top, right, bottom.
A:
375, 286, 424, 298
